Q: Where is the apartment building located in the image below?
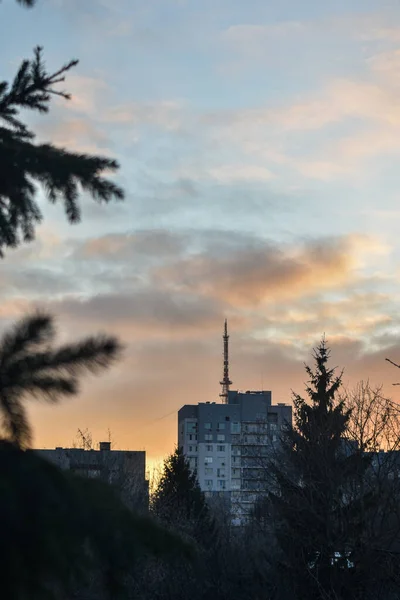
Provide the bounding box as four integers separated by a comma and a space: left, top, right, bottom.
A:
178, 390, 292, 523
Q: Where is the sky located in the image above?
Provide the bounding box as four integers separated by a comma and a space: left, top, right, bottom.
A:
2, 0, 400, 467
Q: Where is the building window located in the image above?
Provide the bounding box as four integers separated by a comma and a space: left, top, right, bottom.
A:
217, 434, 225, 442
217, 445, 225, 452
270, 423, 277, 431
205, 479, 213, 488
188, 434, 197, 441
204, 456, 213, 464
205, 467, 213, 475
232, 468, 240, 477
205, 434, 213, 441
217, 468, 225, 477
189, 457, 198, 469
231, 422, 240, 434
217, 422, 225, 430
186, 422, 197, 434
204, 423, 212, 430
188, 445, 197, 453
272, 434, 277, 443
218, 479, 226, 490
206, 444, 213, 452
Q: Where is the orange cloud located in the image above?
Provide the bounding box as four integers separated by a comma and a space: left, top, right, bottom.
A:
153, 234, 384, 307
58, 74, 109, 115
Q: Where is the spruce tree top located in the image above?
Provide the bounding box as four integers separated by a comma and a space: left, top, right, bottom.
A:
292, 338, 349, 447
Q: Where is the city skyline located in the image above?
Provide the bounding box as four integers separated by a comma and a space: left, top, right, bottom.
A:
2, 0, 400, 464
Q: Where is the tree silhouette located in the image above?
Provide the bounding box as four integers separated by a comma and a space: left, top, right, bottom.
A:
0, 44, 124, 255
0, 311, 122, 448
152, 447, 212, 543
268, 339, 371, 600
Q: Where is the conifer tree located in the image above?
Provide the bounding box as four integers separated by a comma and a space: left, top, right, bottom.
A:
152, 447, 212, 543
269, 339, 370, 600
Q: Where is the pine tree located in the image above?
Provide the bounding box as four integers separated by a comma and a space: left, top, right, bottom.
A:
0, 44, 124, 255
269, 339, 370, 600
152, 447, 212, 543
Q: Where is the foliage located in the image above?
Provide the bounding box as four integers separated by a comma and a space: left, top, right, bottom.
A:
267, 339, 374, 600
0, 441, 192, 600
0, 311, 123, 448
152, 447, 212, 543
0, 44, 124, 255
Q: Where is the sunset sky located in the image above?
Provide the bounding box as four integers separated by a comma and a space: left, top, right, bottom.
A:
2, 0, 400, 466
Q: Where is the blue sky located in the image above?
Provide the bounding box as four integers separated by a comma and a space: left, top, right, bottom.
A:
2, 0, 400, 463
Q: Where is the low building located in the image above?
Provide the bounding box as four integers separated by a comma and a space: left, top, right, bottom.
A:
34, 442, 148, 511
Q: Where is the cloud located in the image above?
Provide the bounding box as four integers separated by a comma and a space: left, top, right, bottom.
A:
2, 229, 391, 361
253, 291, 395, 345
104, 101, 185, 132
153, 234, 386, 307
207, 164, 274, 183
195, 73, 400, 182
59, 74, 110, 115
35, 116, 111, 155
221, 21, 306, 60
75, 230, 186, 262
221, 14, 400, 61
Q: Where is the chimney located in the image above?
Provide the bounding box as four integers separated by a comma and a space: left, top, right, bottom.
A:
99, 441, 111, 451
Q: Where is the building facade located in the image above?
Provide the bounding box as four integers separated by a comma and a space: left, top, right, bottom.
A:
34, 442, 148, 511
178, 390, 292, 522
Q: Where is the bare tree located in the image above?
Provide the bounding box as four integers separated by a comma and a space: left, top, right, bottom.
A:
342, 380, 400, 453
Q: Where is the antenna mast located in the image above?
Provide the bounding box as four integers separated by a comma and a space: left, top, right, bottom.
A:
220, 319, 232, 404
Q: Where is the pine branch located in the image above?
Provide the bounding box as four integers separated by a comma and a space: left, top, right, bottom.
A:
0, 136, 124, 254
0, 311, 54, 368
0, 311, 123, 448
0, 390, 30, 447
0, 46, 125, 254
0, 47, 78, 135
